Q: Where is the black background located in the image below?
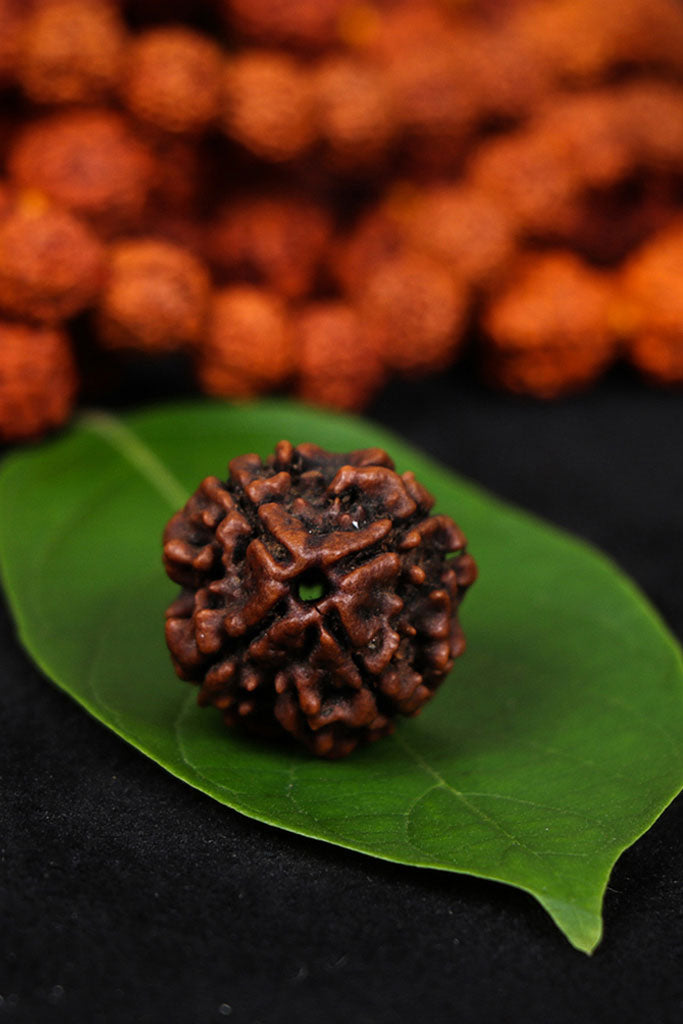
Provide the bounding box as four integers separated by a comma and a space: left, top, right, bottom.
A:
2, 366, 682, 1024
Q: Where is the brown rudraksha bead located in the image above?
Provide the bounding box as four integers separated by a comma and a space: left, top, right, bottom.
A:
163, 442, 476, 758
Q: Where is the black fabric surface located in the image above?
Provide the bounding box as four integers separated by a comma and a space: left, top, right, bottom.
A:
2, 368, 682, 1024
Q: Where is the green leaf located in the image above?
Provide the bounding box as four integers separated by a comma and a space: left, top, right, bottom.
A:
1, 400, 682, 955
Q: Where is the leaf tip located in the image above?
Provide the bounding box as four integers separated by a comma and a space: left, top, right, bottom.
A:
538, 894, 603, 955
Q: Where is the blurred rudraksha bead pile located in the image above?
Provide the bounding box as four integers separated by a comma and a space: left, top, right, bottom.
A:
1, 0, 683, 441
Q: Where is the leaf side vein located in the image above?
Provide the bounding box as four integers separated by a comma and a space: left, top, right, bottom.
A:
394, 732, 583, 899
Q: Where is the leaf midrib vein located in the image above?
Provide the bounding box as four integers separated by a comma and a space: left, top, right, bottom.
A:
80, 410, 188, 509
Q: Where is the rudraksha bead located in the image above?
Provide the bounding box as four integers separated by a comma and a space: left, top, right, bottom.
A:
18, 0, 126, 106
0, 321, 77, 441
163, 442, 476, 757
0, 194, 105, 323
619, 220, 683, 384
122, 27, 223, 135
481, 251, 617, 398
8, 109, 154, 236
96, 238, 210, 353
